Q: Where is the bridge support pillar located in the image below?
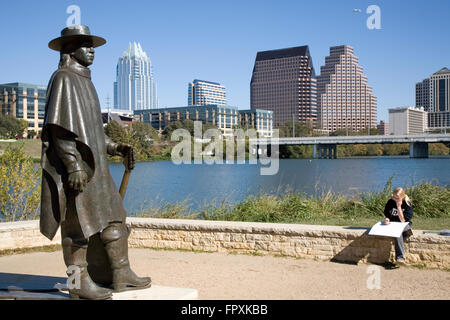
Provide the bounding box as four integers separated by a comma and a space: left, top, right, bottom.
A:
317, 144, 338, 159
332, 145, 338, 159
409, 142, 428, 158
255, 144, 269, 158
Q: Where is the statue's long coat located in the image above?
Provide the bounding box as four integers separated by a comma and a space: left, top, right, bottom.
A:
40, 61, 126, 240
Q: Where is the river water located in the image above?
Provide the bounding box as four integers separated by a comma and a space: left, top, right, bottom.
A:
108, 157, 450, 215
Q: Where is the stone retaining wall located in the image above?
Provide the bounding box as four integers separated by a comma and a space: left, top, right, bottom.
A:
1, 218, 449, 269
0, 221, 61, 252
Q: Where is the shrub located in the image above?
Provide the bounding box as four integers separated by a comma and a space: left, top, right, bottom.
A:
0, 144, 41, 221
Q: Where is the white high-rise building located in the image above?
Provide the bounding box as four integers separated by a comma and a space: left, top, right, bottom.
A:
388, 106, 427, 135
188, 79, 227, 106
114, 42, 158, 111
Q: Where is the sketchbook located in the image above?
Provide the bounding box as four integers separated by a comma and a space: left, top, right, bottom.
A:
368, 221, 410, 238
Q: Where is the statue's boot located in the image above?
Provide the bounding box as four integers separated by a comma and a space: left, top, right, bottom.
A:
101, 223, 151, 292
62, 237, 113, 300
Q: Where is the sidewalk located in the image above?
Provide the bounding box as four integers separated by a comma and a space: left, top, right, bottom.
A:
0, 248, 448, 299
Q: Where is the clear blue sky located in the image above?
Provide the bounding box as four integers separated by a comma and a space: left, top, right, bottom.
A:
1, 0, 449, 122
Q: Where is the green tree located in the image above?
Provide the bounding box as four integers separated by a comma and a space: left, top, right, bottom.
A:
202, 123, 220, 134
277, 120, 315, 138
330, 127, 379, 137
163, 120, 219, 138
429, 143, 450, 155
104, 120, 164, 161
382, 143, 409, 156
104, 120, 126, 143
130, 122, 158, 144
27, 129, 37, 139
162, 121, 185, 138
181, 119, 195, 136
129, 122, 159, 159
0, 114, 28, 139
279, 145, 312, 159
355, 127, 379, 136
329, 129, 348, 137
0, 144, 41, 222
367, 144, 383, 156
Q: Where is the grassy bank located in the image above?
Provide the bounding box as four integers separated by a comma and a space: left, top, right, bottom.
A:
0, 140, 41, 160
137, 179, 450, 230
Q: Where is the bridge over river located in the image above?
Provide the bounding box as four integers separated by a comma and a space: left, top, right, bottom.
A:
251, 134, 450, 159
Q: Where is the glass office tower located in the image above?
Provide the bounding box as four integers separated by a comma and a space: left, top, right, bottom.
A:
188, 80, 227, 106
428, 68, 450, 129
114, 42, 158, 111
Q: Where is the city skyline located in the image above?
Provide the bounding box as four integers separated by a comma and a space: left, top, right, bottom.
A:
0, 1, 449, 123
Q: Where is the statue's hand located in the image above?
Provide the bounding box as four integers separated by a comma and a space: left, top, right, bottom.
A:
116, 143, 136, 171
68, 170, 89, 192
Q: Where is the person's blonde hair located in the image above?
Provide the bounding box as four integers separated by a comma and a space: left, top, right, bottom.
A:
392, 187, 412, 206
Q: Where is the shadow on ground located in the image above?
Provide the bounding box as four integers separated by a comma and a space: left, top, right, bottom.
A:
330, 230, 395, 270
0, 273, 70, 299
0, 272, 66, 291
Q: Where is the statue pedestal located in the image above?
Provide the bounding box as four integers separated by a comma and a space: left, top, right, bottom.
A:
0, 273, 198, 300
113, 285, 198, 300
0, 285, 198, 300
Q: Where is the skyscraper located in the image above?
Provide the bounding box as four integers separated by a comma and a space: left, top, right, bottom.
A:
414, 68, 450, 130
114, 42, 158, 111
250, 46, 317, 127
428, 67, 450, 129
415, 78, 430, 110
317, 45, 377, 133
188, 79, 227, 106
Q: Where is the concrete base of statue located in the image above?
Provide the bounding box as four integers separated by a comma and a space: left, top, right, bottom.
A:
0, 273, 198, 300
112, 285, 198, 300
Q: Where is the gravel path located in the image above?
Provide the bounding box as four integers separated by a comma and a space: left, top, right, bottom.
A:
0, 248, 448, 300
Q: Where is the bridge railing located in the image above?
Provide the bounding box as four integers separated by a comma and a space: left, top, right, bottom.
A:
250, 134, 450, 145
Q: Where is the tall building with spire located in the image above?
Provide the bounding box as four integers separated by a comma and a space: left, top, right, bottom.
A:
114, 42, 158, 111
317, 45, 377, 133
250, 45, 317, 127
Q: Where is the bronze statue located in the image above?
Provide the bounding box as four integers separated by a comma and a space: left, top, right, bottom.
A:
40, 25, 151, 299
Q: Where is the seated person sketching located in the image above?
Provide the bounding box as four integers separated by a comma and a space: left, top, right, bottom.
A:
383, 187, 414, 265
